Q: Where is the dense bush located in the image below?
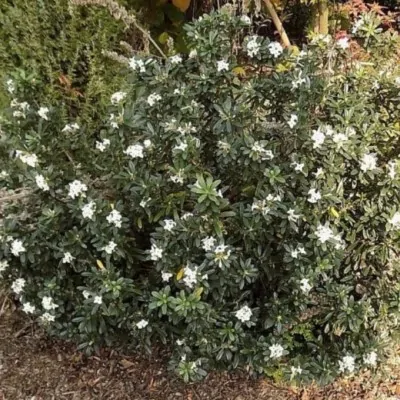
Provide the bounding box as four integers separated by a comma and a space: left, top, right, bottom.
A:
2, 10, 400, 383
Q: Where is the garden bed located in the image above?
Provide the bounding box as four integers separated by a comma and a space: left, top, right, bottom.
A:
1, 300, 400, 400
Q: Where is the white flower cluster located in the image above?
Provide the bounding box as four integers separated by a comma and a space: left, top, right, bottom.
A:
16, 151, 38, 167
164, 219, 176, 232
11, 99, 30, 118
251, 199, 270, 215
287, 114, 298, 129
136, 319, 149, 329
11, 239, 26, 256
35, 174, 49, 191
11, 278, 26, 294
147, 93, 162, 106
269, 344, 284, 359
388, 212, 400, 230
103, 241, 117, 254
217, 60, 229, 72
81, 201, 96, 219
251, 142, 274, 161
183, 264, 198, 288
170, 54, 183, 64
68, 180, 87, 199
214, 244, 231, 268
235, 305, 252, 322
38, 106, 50, 120
339, 354, 355, 373
360, 153, 377, 172
111, 91, 127, 104
307, 188, 321, 203
62, 123, 80, 133
42, 296, 58, 311
268, 42, 283, 58
124, 144, 144, 159
246, 35, 261, 57
96, 138, 111, 152
202, 236, 216, 251
0, 259, 9, 274
150, 244, 163, 261
107, 209, 122, 228
129, 57, 146, 72
62, 252, 74, 264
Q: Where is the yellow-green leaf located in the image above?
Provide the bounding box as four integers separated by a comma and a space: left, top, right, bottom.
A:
176, 267, 185, 281
96, 259, 105, 270
172, 0, 191, 12
232, 66, 246, 77
194, 287, 204, 298
329, 207, 340, 218
158, 32, 170, 45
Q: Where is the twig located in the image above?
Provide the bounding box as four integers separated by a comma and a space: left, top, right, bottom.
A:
262, 0, 291, 48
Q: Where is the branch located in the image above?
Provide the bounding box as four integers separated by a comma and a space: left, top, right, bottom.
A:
262, 0, 291, 48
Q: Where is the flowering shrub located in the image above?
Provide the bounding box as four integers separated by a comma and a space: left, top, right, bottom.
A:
2, 10, 400, 383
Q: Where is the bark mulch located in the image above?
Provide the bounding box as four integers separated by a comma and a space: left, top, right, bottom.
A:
1, 299, 400, 400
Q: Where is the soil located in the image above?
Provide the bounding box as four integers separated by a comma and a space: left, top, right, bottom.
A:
1, 298, 400, 400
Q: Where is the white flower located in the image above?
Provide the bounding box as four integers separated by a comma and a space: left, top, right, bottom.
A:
332, 132, 348, 147
352, 18, 363, 34
269, 344, 284, 359
62, 252, 74, 264
176, 339, 185, 346
38, 106, 49, 120
287, 209, 300, 222
292, 76, 307, 89
162, 271, 173, 282
240, 15, 251, 24
189, 49, 198, 59
268, 41, 283, 58
11, 239, 26, 256
17, 152, 38, 167
124, 144, 144, 159
217, 60, 229, 72
93, 295, 103, 305
6, 79, 15, 93
96, 138, 111, 152
174, 140, 188, 152
251, 199, 270, 215
0, 170, 9, 180
22, 302, 35, 314
62, 123, 80, 133
339, 355, 356, 373
182, 212, 194, 220
164, 219, 176, 232
315, 224, 334, 243
311, 128, 325, 149
214, 244, 231, 268
235, 305, 252, 322
300, 278, 312, 293
136, 319, 148, 329
314, 168, 324, 178
147, 93, 162, 106
291, 366, 302, 378
337, 37, 350, 50
246, 36, 261, 57
35, 174, 49, 191
150, 244, 163, 261
82, 290, 91, 299
363, 351, 377, 367
202, 236, 216, 251
170, 170, 185, 184
251, 142, 274, 160
308, 188, 321, 203
107, 209, 122, 228
360, 153, 377, 172
388, 161, 397, 180
129, 57, 146, 72
103, 240, 117, 255
42, 296, 58, 311
389, 212, 400, 229
81, 201, 96, 219
110, 91, 127, 104
170, 55, 183, 64
183, 265, 198, 288
11, 278, 25, 294
287, 114, 298, 129
109, 113, 119, 129
0, 260, 9, 273
292, 162, 304, 173
143, 139, 152, 148
68, 180, 87, 199
140, 197, 151, 208
40, 312, 55, 323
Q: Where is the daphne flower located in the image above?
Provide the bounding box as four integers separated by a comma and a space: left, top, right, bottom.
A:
352, 18, 363, 34
62, 123, 80, 133
42, 296, 58, 311
6, 79, 15, 93
308, 188, 321, 203
124, 144, 144, 159
162, 271, 173, 282
111, 91, 127, 104
202, 236, 216, 251
0, 170, 9, 180
176, 339, 185, 346
240, 15, 251, 24
311, 128, 325, 148
235, 305, 252, 322
137, 319, 148, 329
339, 355, 356, 373
182, 212, 194, 220
107, 209, 122, 228
287, 209, 300, 222
62, 252, 74, 264
189, 49, 198, 59
22, 302, 35, 314
214, 244, 231, 268
170, 55, 183, 64
143, 139, 152, 148
109, 113, 119, 129
388, 161, 397, 179
292, 162, 304, 172
129, 57, 146, 72
164, 219, 176, 232
217, 60, 229, 72
183, 264, 198, 288
93, 295, 103, 305
68, 180, 87, 199
11, 278, 25, 294
11, 239, 26, 256
170, 169, 185, 184
35, 174, 49, 191
388, 212, 400, 229
251, 199, 270, 215
38, 106, 49, 120
363, 351, 377, 366
103, 240, 117, 255
96, 138, 111, 152
82, 290, 91, 299
174, 140, 188, 152
81, 201, 96, 219
314, 168, 324, 178
300, 278, 312, 293
18, 152, 38, 167
291, 366, 302, 378
268, 42, 283, 58
246, 36, 261, 57
337, 37, 350, 50
315, 224, 334, 243
139, 197, 151, 208
269, 344, 284, 359
360, 153, 377, 172
150, 244, 163, 261
40, 313, 55, 323
147, 93, 162, 106
288, 114, 298, 129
